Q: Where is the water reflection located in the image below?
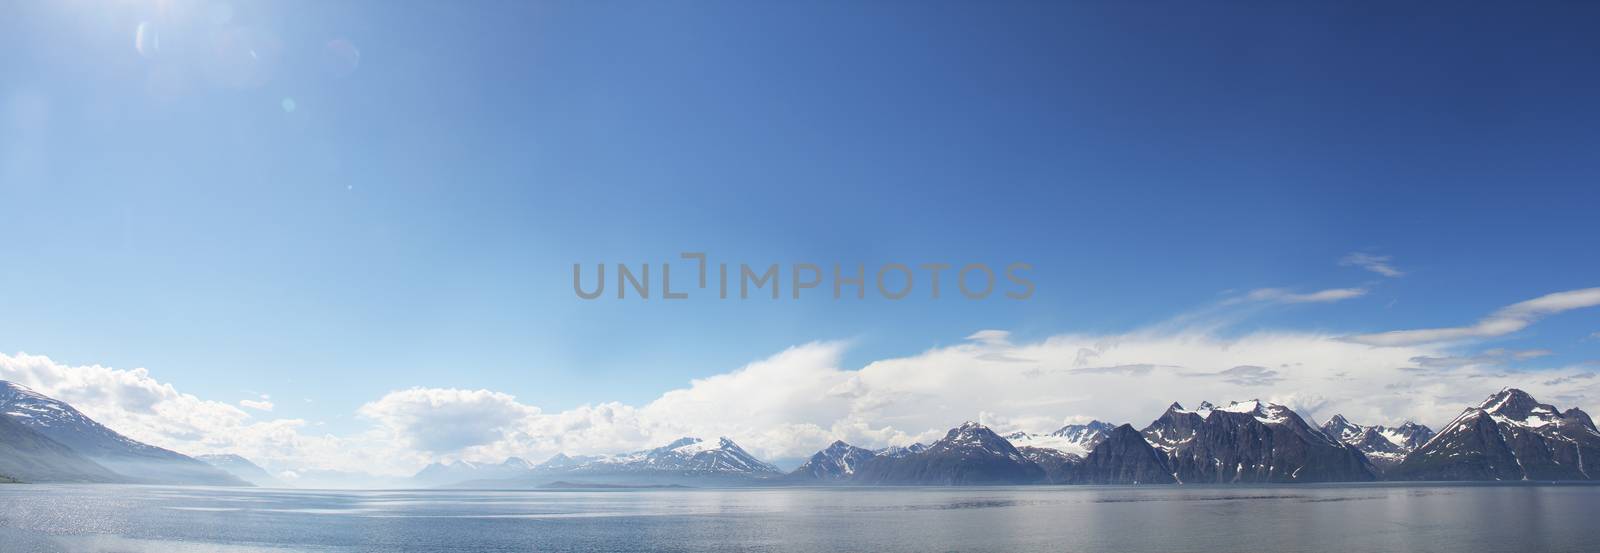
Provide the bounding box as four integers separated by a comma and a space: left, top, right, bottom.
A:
1, 484, 1598, 552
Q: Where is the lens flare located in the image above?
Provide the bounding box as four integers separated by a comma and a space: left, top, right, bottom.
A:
135, 22, 160, 58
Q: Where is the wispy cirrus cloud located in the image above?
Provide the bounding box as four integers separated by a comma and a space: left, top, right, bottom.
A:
240, 398, 274, 412
1340, 252, 1404, 278
1246, 287, 1368, 304
1346, 287, 1600, 347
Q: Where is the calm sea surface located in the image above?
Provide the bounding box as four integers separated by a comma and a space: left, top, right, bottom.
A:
1, 483, 1597, 552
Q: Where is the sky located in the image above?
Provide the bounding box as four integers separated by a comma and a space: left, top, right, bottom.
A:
2, 1, 1600, 479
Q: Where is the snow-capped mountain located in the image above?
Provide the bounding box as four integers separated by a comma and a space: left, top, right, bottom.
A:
874, 443, 927, 458
536, 453, 600, 470
852, 422, 1046, 485
1318, 415, 1435, 470
1141, 399, 1376, 483
789, 440, 878, 481
1006, 420, 1116, 456
551, 437, 781, 475
1391, 388, 1600, 481
197, 454, 291, 488
0, 411, 126, 483
0, 381, 247, 486
412, 457, 536, 486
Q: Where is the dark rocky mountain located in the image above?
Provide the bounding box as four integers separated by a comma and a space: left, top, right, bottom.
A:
1390, 388, 1600, 481
1017, 446, 1081, 484
789, 440, 878, 481
1071, 424, 1175, 484
0, 412, 127, 483
198, 454, 291, 488
1141, 399, 1377, 483
1319, 415, 1435, 471
0, 381, 248, 486
852, 422, 1046, 485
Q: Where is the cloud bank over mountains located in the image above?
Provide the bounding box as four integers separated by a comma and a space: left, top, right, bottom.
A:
3, 284, 1599, 479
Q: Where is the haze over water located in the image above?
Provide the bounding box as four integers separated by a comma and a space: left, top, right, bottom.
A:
2, 484, 1597, 553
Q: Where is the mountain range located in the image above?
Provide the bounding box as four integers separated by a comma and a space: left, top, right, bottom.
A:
1389, 388, 1600, 481
5, 380, 1599, 488
0, 381, 247, 486
1319, 414, 1436, 470
409, 389, 1600, 488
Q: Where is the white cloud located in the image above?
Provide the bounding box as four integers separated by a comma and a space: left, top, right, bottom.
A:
1340, 253, 1404, 277
359, 388, 539, 454
0, 352, 409, 478
1346, 287, 1600, 346
1246, 287, 1368, 304
8, 290, 1600, 480
240, 399, 274, 411
436, 330, 1599, 465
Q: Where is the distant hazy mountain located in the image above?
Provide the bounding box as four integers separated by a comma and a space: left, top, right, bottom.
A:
874, 443, 927, 458
1319, 415, 1435, 471
789, 440, 878, 481
197, 454, 291, 487
0, 381, 248, 486
455, 437, 782, 488
412, 457, 534, 487
535, 453, 600, 470
1142, 399, 1376, 483
852, 422, 1046, 485
1391, 388, 1600, 481
573, 437, 781, 474
0, 411, 127, 483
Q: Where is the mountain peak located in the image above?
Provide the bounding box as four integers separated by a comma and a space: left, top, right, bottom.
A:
933, 422, 1023, 458
1221, 399, 1264, 414
662, 437, 701, 450
1481, 388, 1540, 418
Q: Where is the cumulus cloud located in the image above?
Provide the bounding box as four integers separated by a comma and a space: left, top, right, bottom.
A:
0, 352, 393, 477
359, 388, 539, 453
1340, 253, 1404, 278
240, 399, 274, 411
1246, 287, 1368, 304
1346, 287, 1600, 346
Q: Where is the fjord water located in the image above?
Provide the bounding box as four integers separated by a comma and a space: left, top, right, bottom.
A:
2, 484, 1597, 553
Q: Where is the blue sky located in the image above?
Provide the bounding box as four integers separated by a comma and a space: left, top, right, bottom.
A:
3, 1, 1600, 449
